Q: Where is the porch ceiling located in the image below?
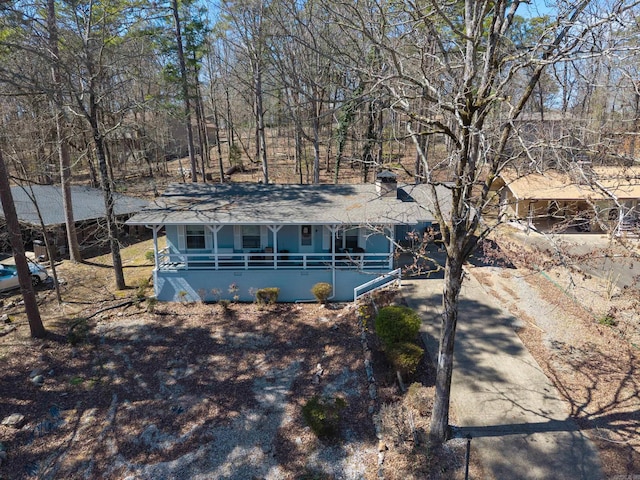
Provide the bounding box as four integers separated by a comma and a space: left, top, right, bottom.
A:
126, 182, 448, 226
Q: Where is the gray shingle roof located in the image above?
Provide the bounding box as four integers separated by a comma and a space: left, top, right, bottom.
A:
1, 185, 148, 227
126, 182, 448, 226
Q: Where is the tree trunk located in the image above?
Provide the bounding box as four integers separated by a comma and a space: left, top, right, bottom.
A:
430, 254, 464, 443
333, 88, 360, 185
362, 101, 376, 183
295, 125, 303, 184
89, 105, 126, 290
254, 65, 269, 184
171, 0, 197, 182
225, 85, 235, 150
312, 99, 321, 184
47, 0, 81, 262
212, 104, 225, 182
0, 150, 46, 338
193, 70, 209, 180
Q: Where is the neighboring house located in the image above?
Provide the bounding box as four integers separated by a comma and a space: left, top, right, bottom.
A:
500, 166, 640, 234
126, 172, 446, 302
0, 185, 149, 257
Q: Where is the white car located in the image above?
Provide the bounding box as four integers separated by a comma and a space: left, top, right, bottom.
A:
0, 261, 49, 293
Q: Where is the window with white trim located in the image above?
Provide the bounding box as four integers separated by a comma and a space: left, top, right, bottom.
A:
186, 225, 206, 249
242, 225, 261, 249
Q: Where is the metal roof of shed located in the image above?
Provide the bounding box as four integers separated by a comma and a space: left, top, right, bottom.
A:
1, 185, 148, 227
126, 182, 446, 226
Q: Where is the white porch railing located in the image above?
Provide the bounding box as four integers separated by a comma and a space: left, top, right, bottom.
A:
157, 248, 392, 271
353, 268, 402, 301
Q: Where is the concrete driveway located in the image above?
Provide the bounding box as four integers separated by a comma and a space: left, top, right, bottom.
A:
402, 274, 602, 480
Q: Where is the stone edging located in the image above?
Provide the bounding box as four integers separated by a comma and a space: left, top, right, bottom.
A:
356, 298, 386, 479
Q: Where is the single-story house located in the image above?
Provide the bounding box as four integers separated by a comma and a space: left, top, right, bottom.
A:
126, 173, 446, 302
0, 185, 149, 256
499, 166, 640, 234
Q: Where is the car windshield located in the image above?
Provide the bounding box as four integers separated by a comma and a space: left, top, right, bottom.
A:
0, 267, 15, 277
0, 262, 43, 274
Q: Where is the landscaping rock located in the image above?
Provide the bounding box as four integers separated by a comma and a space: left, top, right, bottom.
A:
31, 375, 45, 387
2, 413, 25, 428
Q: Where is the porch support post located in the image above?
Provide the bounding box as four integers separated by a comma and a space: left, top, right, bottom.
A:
207, 225, 224, 269
327, 224, 340, 268
325, 224, 340, 300
149, 224, 162, 269
267, 225, 282, 269
388, 225, 394, 270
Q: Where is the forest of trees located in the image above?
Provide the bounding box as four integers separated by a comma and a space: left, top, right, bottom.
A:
1, 0, 639, 444
1, 0, 639, 190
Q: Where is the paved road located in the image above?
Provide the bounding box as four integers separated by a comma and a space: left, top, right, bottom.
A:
402, 274, 603, 480
512, 229, 639, 290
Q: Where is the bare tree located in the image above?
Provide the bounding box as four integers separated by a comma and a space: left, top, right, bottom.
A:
329, 0, 640, 443
170, 0, 198, 182
219, 0, 271, 184
0, 149, 45, 338
47, 0, 81, 262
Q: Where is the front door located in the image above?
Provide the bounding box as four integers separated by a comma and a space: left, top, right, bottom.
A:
299, 225, 314, 253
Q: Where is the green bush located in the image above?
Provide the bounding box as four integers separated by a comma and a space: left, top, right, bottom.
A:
375, 306, 421, 346
228, 143, 242, 167
136, 277, 151, 299
598, 314, 617, 327
301, 395, 347, 438
255, 287, 280, 305
218, 299, 230, 312
68, 318, 89, 346
144, 250, 155, 263
146, 297, 157, 313
386, 342, 424, 375
311, 282, 332, 304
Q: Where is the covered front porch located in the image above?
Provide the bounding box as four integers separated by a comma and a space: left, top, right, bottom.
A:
147, 221, 398, 270
144, 222, 404, 302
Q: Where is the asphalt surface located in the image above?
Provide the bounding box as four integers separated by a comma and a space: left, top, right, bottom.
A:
402, 274, 603, 480
510, 227, 639, 290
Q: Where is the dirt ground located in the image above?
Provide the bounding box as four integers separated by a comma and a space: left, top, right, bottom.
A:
0, 239, 475, 480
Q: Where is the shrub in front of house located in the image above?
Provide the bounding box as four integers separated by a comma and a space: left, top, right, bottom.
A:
374, 305, 421, 346
301, 395, 347, 438
255, 287, 280, 305
385, 341, 424, 375
311, 282, 332, 304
